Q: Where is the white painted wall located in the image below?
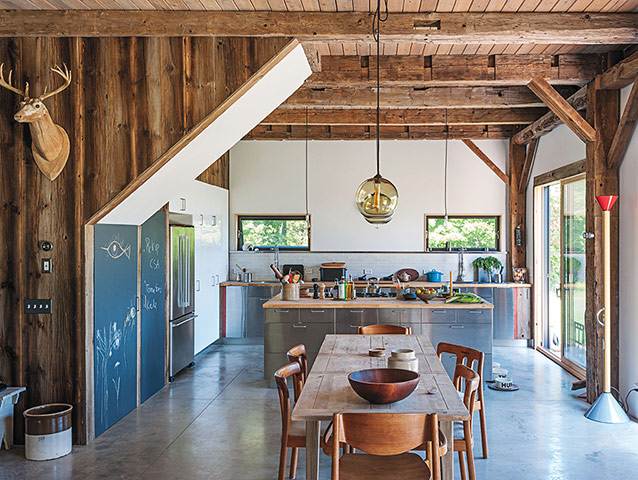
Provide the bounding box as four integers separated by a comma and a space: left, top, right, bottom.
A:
230, 139, 509, 252
618, 82, 638, 417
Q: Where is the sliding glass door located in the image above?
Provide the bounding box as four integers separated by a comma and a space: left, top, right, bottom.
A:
535, 174, 586, 373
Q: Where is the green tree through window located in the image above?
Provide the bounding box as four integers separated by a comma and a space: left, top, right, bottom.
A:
427, 216, 500, 251
238, 216, 309, 250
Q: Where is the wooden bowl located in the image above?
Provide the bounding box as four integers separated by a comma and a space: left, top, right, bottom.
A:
348, 368, 420, 404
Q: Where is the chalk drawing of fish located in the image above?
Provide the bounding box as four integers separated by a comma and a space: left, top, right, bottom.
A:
101, 240, 131, 260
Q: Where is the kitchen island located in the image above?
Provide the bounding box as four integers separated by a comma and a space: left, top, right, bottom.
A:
263, 295, 494, 384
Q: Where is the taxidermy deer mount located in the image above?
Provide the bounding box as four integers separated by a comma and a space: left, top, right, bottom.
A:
0, 63, 72, 181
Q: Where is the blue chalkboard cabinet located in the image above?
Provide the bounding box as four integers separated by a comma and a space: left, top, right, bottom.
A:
94, 225, 139, 437
140, 211, 167, 403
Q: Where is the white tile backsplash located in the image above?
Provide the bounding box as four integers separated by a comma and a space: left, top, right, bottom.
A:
230, 251, 507, 282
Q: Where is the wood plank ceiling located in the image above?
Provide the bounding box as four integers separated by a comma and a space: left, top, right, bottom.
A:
2, 1, 637, 139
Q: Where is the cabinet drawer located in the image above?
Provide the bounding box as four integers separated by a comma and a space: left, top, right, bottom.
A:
265, 309, 299, 324
422, 323, 492, 354
457, 309, 492, 324
247, 286, 273, 298
378, 309, 421, 324
265, 321, 334, 354
300, 308, 335, 325
423, 308, 457, 324
335, 309, 378, 334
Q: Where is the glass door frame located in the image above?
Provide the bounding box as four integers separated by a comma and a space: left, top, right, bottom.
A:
533, 172, 586, 380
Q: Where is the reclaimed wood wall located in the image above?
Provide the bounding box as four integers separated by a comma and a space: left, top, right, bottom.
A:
0, 35, 289, 444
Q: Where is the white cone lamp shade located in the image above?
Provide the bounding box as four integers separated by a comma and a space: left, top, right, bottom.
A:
356, 174, 399, 224
584, 194, 629, 424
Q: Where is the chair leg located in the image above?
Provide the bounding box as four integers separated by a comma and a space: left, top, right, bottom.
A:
478, 405, 488, 459
289, 447, 298, 479
466, 440, 476, 480
458, 451, 467, 480
278, 443, 287, 480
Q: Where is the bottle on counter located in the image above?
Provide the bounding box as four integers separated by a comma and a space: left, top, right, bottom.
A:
333, 280, 339, 299
346, 275, 355, 300
338, 276, 347, 300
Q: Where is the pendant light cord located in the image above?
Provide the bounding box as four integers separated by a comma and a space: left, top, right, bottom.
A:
305, 106, 309, 218
444, 109, 449, 221
373, 0, 388, 177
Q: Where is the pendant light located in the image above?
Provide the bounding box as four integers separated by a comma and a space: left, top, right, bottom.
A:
355, 0, 398, 224
305, 106, 311, 240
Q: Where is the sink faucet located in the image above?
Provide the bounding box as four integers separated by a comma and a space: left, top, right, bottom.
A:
274, 245, 280, 271
457, 247, 466, 282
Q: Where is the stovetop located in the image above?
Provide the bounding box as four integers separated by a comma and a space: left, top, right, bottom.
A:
361, 291, 397, 298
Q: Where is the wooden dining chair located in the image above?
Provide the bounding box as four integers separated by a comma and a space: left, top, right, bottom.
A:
286, 344, 308, 390
274, 362, 305, 480
331, 413, 437, 480
452, 364, 481, 480
436, 342, 488, 458
357, 324, 412, 335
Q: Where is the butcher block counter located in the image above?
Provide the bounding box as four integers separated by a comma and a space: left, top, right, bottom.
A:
263, 294, 494, 384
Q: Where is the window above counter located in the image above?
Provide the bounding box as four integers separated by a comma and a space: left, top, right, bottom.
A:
426, 215, 501, 252
237, 215, 310, 251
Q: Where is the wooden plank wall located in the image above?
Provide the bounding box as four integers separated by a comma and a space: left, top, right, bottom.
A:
0, 35, 289, 444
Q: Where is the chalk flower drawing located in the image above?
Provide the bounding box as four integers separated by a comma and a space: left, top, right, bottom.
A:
101, 239, 131, 260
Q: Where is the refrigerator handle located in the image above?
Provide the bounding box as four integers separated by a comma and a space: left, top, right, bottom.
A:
196, 279, 200, 292
136, 296, 140, 312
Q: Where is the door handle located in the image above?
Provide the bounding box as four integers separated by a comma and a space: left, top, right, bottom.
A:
275, 309, 289, 313
432, 310, 445, 314
391, 309, 406, 313
349, 324, 360, 329
292, 324, 307, 329
310, 310, 325, 313
196, 280, 201, 292
468, 310, 482, 314
211, 276, 215, 287
136, 296, 140, 312
450, 325, 465, 329
349, 310, 364, 313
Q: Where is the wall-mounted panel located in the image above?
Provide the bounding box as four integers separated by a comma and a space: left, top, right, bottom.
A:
94, 225, 138, 437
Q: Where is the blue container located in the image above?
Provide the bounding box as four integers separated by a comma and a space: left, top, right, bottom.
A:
426, 270, 443, 282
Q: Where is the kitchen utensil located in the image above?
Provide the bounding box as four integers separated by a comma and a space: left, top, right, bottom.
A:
366, 277, 380, 295
242, 272, 252, 283
387, 349, 419, 372
234, 272, 242, 281
291, 271, 302, 283
321, 262, 345, 267
299, 288, 312, 297
320, 267, 347, 282
396, 268, 419, 282
282, 264, 304, 280
241, 242, 253, 251
425, 269, 443, 282
368, 348, 386, 357
402, 292, 417, 300
235, 263, 246, 272
312, 284, 320, 299
270, 264, 284, 281
348, 368, 420, 404
281, 282, 300, 301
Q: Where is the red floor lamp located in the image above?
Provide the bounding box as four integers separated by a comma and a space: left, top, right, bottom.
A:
584, 195, 630, 423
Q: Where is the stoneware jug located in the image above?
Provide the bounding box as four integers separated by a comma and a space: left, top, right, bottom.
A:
388, 349, 419, 372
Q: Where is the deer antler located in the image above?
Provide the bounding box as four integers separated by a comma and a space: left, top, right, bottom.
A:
0, 63, 26, 97
39, 64, 71, 101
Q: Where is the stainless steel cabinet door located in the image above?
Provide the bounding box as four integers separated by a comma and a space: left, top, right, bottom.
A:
422, 323, 492, 358
377, 309, 422, 334
225, 286, 246, 338
335, 309, 378, 334
457, 308, 492, 324
265, 319, 334, 354
423, 308, 457, 324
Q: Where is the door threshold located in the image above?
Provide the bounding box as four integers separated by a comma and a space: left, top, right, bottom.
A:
536, 346, 586, 380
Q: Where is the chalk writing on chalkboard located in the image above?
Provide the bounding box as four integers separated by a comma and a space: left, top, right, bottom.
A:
101, 239, 131, 260
144, 237, 160, 255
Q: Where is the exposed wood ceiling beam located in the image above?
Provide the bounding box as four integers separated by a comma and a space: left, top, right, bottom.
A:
261, 107, 547, 126
306, 55, 598, 88
607, 80, 638, 169
600, 51, 638, 90
245, 124, 519, 141
513, 85, 587, 145
519, 138, 539, 191
461, 139, 510, 185
527, 77, 595, 143
302, 44, 322, 73
283, 85, 577, 109
1, 11, 637, 43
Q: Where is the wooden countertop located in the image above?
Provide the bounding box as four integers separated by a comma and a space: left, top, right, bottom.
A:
263, 294, 493, 309
222, 281, 531, 288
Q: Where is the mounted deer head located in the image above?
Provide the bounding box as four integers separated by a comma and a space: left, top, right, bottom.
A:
0, 63, 71, 180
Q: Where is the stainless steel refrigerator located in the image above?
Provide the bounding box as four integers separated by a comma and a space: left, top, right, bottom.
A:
169, 225, 195, 381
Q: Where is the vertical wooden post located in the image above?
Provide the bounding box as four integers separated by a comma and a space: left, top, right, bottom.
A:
508, 137, 526, 281
585, 77, 619, 403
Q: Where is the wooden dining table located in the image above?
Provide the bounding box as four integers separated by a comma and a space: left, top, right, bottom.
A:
291, 334, 470, 480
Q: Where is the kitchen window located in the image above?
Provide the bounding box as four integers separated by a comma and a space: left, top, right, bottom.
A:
425, 215, 500, 251
237, 215, 310, 251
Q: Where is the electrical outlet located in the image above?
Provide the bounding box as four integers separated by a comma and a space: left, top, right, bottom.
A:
24, 299, 52, 314
364, 269, 372, 275
306, 267, 315, 274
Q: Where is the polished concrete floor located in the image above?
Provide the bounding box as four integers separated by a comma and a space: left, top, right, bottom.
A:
2, 344, 638, 479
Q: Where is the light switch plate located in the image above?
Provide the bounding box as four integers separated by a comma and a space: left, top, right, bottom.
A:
42, 258, 52, 274
24, 299, 52, 314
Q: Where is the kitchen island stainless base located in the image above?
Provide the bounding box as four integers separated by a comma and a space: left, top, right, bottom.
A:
263, 295, 494, 385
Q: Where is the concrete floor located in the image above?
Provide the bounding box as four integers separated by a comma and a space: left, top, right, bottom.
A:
2, 344, 638, 479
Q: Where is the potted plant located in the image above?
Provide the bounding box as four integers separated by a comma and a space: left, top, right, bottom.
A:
472, 257, 488, 282
472, 256, 503, 283
484, 256, 503, 282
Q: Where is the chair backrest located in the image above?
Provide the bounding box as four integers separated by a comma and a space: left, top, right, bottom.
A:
286, 344, 308, 386
331, 413, 436, 479
436, 342, 484, 390
454, 364, 480, 421
357, 324, 412, 335
274, 362, 303, 438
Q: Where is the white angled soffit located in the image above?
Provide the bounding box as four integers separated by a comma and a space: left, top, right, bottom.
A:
98, 40, 311, 225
